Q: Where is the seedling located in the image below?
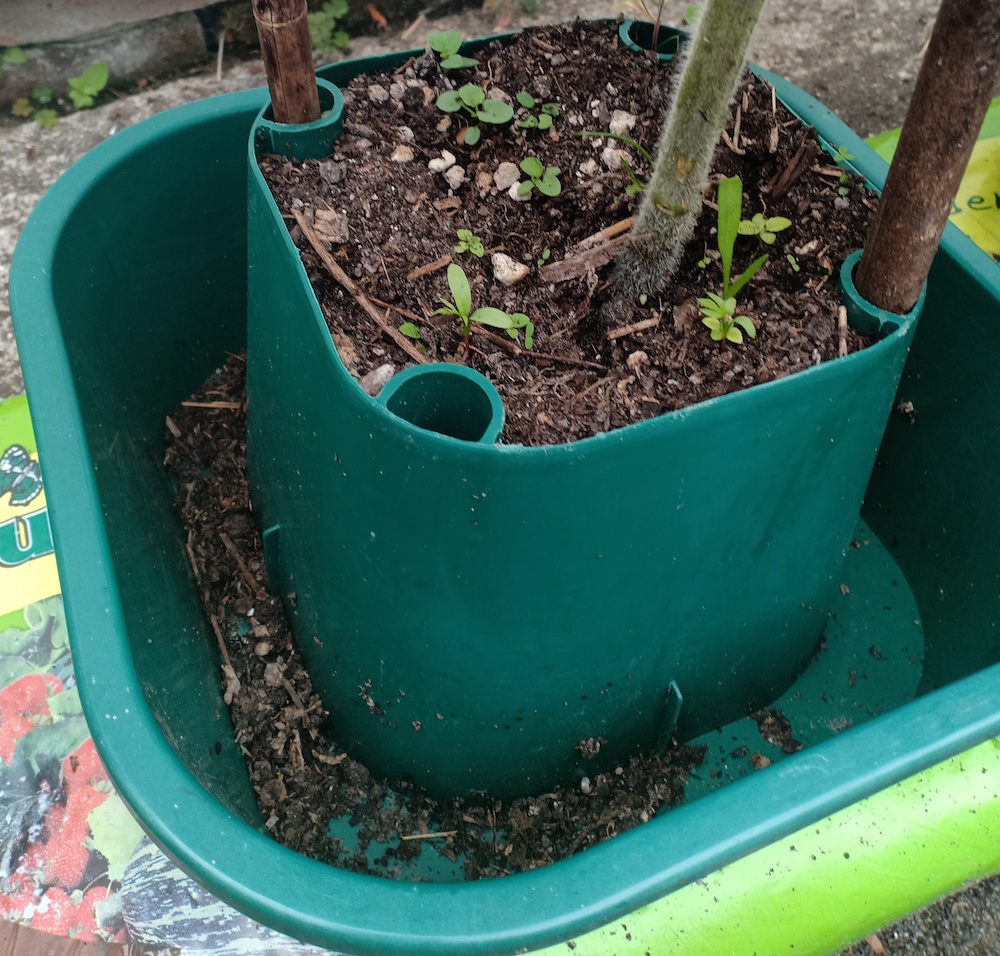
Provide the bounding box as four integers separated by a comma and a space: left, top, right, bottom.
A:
699, 294, 757, 344
831, 144, 856, 197
428, 31, 479, 71
516, 91, 560, 130
436, 85, 514, 146
455, 228, 485, 258
786, 254, 801, 273
697, 175, 765, 345
517, 157, 562, 197
0, 47, 27, 82
308, 0, 349, 52
434, 263, 515, 349
713, 176, 769, 299
11, 78, 80, 129
738, 211, 792, 246
399, 322, 422, 340
508, 313, 535, 350
67, 62, 109, 109
537, 248, 551, 267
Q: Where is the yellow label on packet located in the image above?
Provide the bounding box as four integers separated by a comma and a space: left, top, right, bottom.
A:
949, 137, 1000, 257
0, 395, 61, 618
867, 97, 1000, 258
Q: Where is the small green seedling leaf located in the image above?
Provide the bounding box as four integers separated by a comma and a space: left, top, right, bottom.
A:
518, 157, 562, 197
470, 306, 514, 330
517, 92, 559, 130
399, 322, 422, 340
537, 248, 551, 267
33, 86, 53, 104
477, 98, 514, 124
738, 212, 792, 245
67, 62, 109, 109
440, 53, 479, 70
698, 293, 757, 345
713, 176, 770, 299
716, 175, 742, 293
507, 313, 535, 349
446, 263, 472, 318
727, 253, 769, 299
436, 90, 465, 113
11, 98, 32, 118
438, 85, 513, 143
459, 84, 485, 108
2, 48, 27, 66
520, 156, 544, 178
34, 109, 58, 130
455, 228, 485, 258
428, 31, 462, 56
786, 253, 800, 273
428, 31, 479, 70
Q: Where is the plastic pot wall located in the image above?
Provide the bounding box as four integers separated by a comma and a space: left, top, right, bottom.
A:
244, 30, 919, 799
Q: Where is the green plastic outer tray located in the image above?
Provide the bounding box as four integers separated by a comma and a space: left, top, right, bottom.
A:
10, 25, 1000, 956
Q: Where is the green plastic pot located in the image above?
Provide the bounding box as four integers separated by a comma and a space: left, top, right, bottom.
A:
244, 30, 920, 800
9, 21, 1000, 956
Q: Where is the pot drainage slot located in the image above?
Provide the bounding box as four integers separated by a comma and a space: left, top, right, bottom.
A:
377, 364, 505, 444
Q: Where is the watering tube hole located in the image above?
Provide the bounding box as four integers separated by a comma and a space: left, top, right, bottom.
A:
378, 365, 504, 443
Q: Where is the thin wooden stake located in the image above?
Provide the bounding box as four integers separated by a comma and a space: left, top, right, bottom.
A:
292, 208, 429, 365
251, 0, 321, 125
855, 0, 1000, 314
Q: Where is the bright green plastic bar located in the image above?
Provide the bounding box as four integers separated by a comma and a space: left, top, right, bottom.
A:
544, 737, 1000, 955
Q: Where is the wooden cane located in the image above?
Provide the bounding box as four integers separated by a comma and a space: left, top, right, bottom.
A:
250, 0, 321, 125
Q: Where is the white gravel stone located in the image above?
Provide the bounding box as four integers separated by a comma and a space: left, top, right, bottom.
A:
492, 252, 530, 285
428, 150, 457, 172
610, 108, 636, 135
493, 161, 521, 191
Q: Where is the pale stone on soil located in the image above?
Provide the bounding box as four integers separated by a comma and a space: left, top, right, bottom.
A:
428, 150, 456, 172
494, 161, 521, 191
444, 165, 466, 190
491, 252, 530, 285
610, 109, 637, 135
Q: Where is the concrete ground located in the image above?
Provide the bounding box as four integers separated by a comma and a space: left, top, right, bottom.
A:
0, 1, 997, 953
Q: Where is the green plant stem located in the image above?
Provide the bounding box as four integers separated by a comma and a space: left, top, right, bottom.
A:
618, 0, 766, 298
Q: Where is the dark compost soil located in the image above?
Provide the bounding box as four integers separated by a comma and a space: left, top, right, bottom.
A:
259, 19, 876, 447
166, 19, 874, 879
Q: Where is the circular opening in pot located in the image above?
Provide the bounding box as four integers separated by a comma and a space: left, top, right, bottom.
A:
380, 366, 503, 443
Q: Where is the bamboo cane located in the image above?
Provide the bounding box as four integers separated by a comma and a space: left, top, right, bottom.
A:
251, 0, 321, 126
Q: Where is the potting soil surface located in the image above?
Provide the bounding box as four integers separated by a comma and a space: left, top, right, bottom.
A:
259, 19, 877, 447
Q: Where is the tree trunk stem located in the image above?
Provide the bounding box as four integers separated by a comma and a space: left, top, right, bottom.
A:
854, 0, 1000, 314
